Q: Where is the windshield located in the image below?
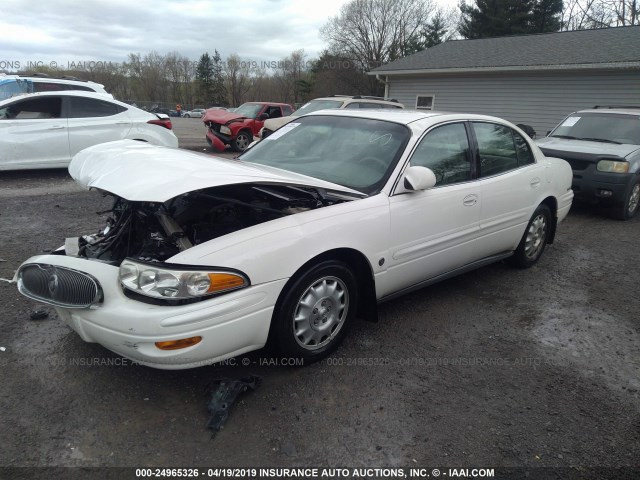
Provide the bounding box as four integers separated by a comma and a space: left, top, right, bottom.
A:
293, 100, 343, 117
0, 79, 33, 101
551, 112, 640, 145
234, 103, 262, 118
239, 115, 410, 195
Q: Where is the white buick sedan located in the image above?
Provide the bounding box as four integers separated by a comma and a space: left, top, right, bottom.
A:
15, 110, 573, 369
0, 91, 178, 170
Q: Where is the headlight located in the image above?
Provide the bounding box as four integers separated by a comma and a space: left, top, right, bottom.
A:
597, 160, 629, 173
119, 259, 249, 300
220, 125, 231, 135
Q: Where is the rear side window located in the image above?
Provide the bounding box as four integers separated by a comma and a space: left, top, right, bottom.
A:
283, 105, 293, 116
33, 82, 94, 93
473, 122, 523, 177
410, 122, 471, 186
0, 96, 62, 119
67, 97, 126, 118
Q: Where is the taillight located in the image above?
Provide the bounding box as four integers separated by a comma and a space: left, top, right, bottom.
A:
147, 119, 172, 130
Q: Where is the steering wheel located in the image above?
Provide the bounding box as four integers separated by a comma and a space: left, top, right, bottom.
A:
355, 156, 388, 171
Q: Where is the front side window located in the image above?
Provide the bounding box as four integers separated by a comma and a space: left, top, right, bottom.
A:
473, 122, 521, 177
0, 96, 62, 120
410, 122, 471, 186
68, 97, 125, 118
240, 115, 410, 195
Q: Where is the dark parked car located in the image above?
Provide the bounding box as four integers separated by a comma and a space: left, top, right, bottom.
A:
536, 106, 640, 220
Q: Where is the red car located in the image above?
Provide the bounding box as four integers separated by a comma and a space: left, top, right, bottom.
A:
203, 102, 294, 152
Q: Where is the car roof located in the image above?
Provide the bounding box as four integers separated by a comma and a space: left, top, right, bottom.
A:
0, 73, 107, 90
307, 108, 488, 125
0, 90, 126, 106
313, 96, 401, 105
243, 101, 292, 107
576, 107, 640, 115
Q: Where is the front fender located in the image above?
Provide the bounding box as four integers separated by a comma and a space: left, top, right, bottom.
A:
168, 194, 391, 291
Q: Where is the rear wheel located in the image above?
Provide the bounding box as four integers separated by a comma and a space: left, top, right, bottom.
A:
272, 261, 358, 362
508, 204, 551, 268
232, 130, 252, 152
610, 179, 640, 221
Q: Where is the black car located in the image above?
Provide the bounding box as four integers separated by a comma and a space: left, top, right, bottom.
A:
537, 106, 640, 220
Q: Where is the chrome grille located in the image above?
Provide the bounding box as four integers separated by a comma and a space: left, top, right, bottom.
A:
17, 263, 103, 308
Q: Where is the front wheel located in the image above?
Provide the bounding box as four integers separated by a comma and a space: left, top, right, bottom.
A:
508, 204, 552, 268
272, 261, 358, 362
231, 131, 252, 152
610, 179, 640, 221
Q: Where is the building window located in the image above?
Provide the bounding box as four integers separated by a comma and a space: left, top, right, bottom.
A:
416, 95, 434, 110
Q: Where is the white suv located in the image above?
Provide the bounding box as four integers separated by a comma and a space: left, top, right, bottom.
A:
0, 73, 111, 101
259, 95, 404, 139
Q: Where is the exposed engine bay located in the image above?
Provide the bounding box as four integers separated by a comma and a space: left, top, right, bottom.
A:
76, 183, 357, 264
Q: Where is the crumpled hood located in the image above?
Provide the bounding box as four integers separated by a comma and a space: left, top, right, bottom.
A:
202, 110, 248, 124
68, 140, 364, 202
536, 137, 640, 158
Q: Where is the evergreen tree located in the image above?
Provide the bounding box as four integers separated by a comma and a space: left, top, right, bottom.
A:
459, 0, 562, 39
195, 52, 214, 105
530, 0, 563, 33
210, 50, 226, 106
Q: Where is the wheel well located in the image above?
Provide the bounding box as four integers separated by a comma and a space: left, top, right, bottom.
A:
541, 196, 558, 244
277, 248, 378, 323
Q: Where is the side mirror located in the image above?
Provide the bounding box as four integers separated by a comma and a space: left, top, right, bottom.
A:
400, 166, 437, 192
258, 113, 269, 120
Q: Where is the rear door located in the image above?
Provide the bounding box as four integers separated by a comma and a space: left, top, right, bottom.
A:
65, 96, 131, 156
0, 95, 69, 169
471, 121, 545, 257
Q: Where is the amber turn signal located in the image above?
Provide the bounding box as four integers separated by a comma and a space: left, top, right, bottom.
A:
207, 273, 247, 293
155, 336, 202, 350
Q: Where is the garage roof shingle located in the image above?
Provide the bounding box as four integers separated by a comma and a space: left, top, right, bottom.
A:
371, 26, 640, 74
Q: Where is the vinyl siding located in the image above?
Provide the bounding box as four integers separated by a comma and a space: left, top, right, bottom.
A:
386, 70, 640, 136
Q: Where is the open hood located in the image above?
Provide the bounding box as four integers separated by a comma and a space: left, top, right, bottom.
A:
202, 110, 247, 124
68, 140, 364, 202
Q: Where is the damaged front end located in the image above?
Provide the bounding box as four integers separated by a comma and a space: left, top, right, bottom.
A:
78, 182, 344, 265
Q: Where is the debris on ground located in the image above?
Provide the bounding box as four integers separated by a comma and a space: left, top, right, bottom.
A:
207, 375, 262, 437
30, 309, 49, 320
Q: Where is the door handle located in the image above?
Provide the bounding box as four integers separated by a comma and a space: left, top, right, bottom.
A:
530, 177, 541, 188
48, 125, 65, 130
115, 121, 129, 125
463, 194, 478, 206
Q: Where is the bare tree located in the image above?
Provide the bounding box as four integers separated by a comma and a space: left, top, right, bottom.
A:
562, 0, 638, 29
321, 0, 435, 72
225, 54, 251, 106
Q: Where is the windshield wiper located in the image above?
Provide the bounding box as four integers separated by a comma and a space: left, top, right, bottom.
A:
579, 137, 622, 145
550, 135, 579, 140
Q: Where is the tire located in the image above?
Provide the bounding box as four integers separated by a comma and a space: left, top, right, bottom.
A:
272, 261, 358, 363
508, 204, 552, 268
610, 179, 640, 221
231, 130, 252, 152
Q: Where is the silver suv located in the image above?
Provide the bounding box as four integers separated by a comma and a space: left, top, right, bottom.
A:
0, 73, 111, 101
260, 95, 404, 139
536, 106, 640, 220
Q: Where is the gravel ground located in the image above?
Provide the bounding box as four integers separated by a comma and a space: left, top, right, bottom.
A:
0, 121, 638, 477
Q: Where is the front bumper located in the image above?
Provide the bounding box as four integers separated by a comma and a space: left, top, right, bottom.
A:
570, 166, 634, 205
205, 128, 229, 152
15, 255, 287, 369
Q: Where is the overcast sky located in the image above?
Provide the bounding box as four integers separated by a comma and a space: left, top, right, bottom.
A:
1, 0, 458, 71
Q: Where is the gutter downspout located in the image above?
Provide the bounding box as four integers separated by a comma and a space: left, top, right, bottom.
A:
375, 74, 389, 99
